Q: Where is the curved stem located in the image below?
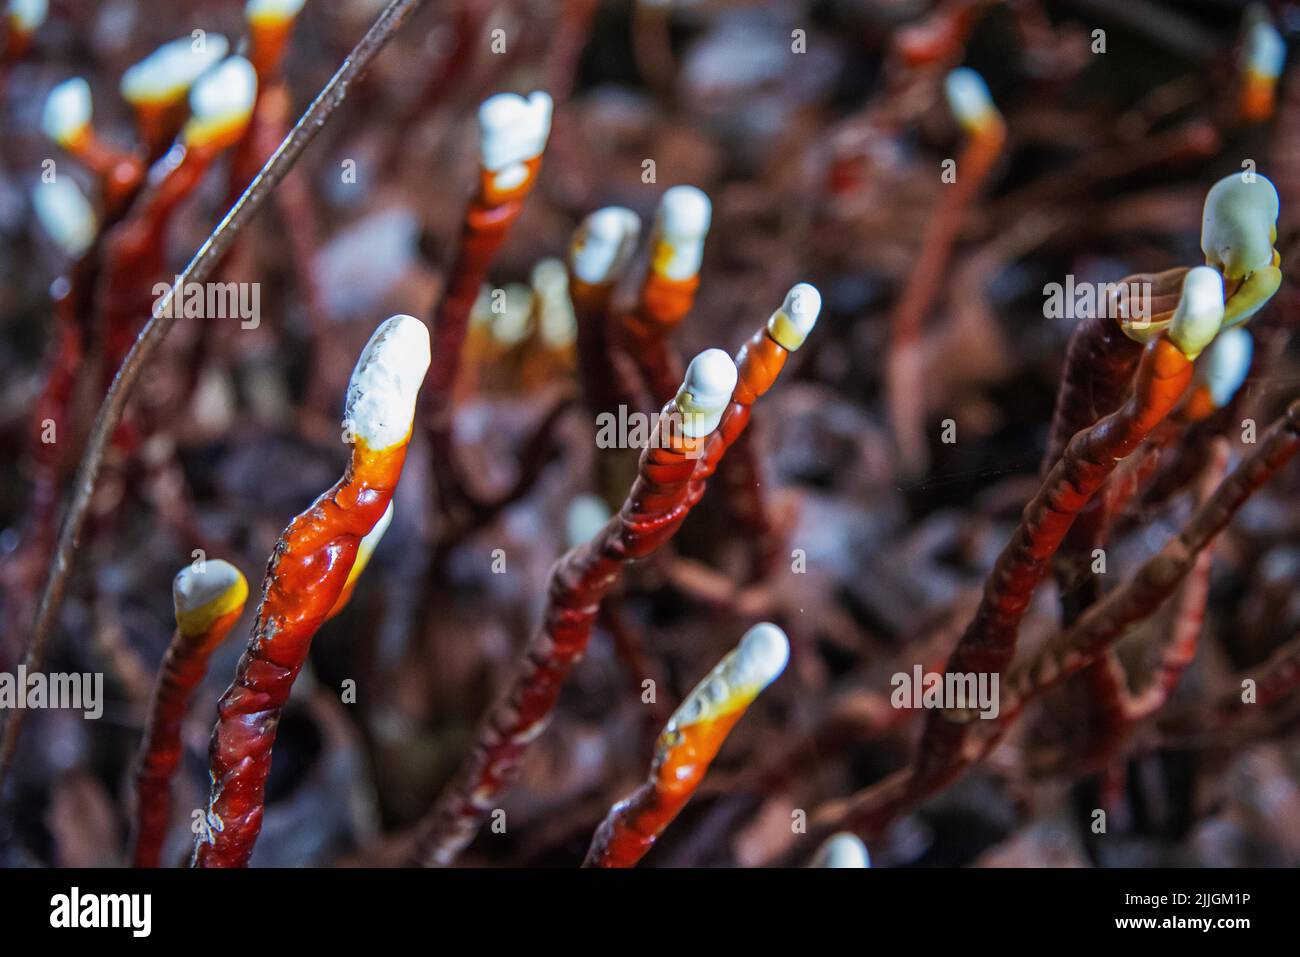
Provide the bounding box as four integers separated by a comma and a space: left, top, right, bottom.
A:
0, 0, 430, 796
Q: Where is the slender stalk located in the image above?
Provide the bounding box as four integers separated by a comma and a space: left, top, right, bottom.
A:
425, 90, 553, 523
885, 68, 1004, 476
583, 623, 789, 867
617, 185, 710, 408
1123, 440, 1229, 720
193, 315, 430, 867
912, 332, 1196, 788
411, 347, 741, 867
42, 77, 145, 214
132, 560, 248, 868
1040, 273, 1177, 471
1005, 399, 1300, 719
100, 56, 261, 389
0, 0, 430, 796
569, 206, 645, 504
797, 403, 1297, 854
411, 284, 821, 866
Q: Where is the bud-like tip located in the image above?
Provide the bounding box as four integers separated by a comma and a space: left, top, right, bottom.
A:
945, 67, 999, 133
120, 34, 231, 106
32, 178, 96, 257
246, 0, 307, 23
570, 206, 641, 284
767, 282, 822, 351
809, 833, 871, 868
732, 622, 792, 692
478, 91, 553, 175
1197, 326, 1253, 409
182, 56, 258, 149
667, 622, 789, 733
652, 185, 712, 280
1241, 16, 1286, 80
7, 0, 47, 32
1201, 172, 1280, 279
674, 347, 738, 438
42, 78, 92, 147
344, 314, 432, 451
1170, 266, 1226, 360
173, 559, 248, 637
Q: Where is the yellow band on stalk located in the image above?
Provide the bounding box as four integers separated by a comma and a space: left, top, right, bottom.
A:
663, 622, 789, 733
176, 573, 249, 638
182, 112, 253, 151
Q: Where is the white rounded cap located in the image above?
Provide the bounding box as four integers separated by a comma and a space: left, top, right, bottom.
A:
344, 314, 431, 450
652, 185, 711, 280
1197, 326, 1253, 408
570, 206, 641, 284
173, 559, 245, 616
668, 622, 789, 732
32, 178, 96, 257
42, 78, 92, 146
246, 0, 307, 20
1242, 19, 1286, 79
767, 282, 822, 351
1201, 172, 1280, 278
674, 348, 737, 438
730, 622, 791, 691
173, 558, 248, 636
809, 833, 871, 868
7, 0, 47, 31
532, 258, 577, 348
945, 67, 998, 131
120, 34, 231, 105
185, 56, 257, 136
1170, 266, 1226, 359
478, 91, 553, 172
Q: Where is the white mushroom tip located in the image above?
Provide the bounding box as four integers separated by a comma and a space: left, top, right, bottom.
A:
1201, 172, 1280, 277
344, 314, 431, 450
733, 622, 791, 691
31, 178, 97, 257
945, 67, 999, 131
668, 621, 789, 732
189, 55, 257, 120
810, 832, 871, 868
1198, 326, 1254, 408
651, 185, 711, 280
42, 78, 92, 146
1243, 17, 1286, 79
478, 90, 553, 172
1170, 266, 1226, 359
173, 559, 245, 615
246, 0, 307, 20
120, 34, 232, 105
684, 347, 737, 399
675, 348, 737, 438
767, 282, 822, 351
570, 206, 642, 284
658, 185, 712, 240
7, 0, 47, 31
